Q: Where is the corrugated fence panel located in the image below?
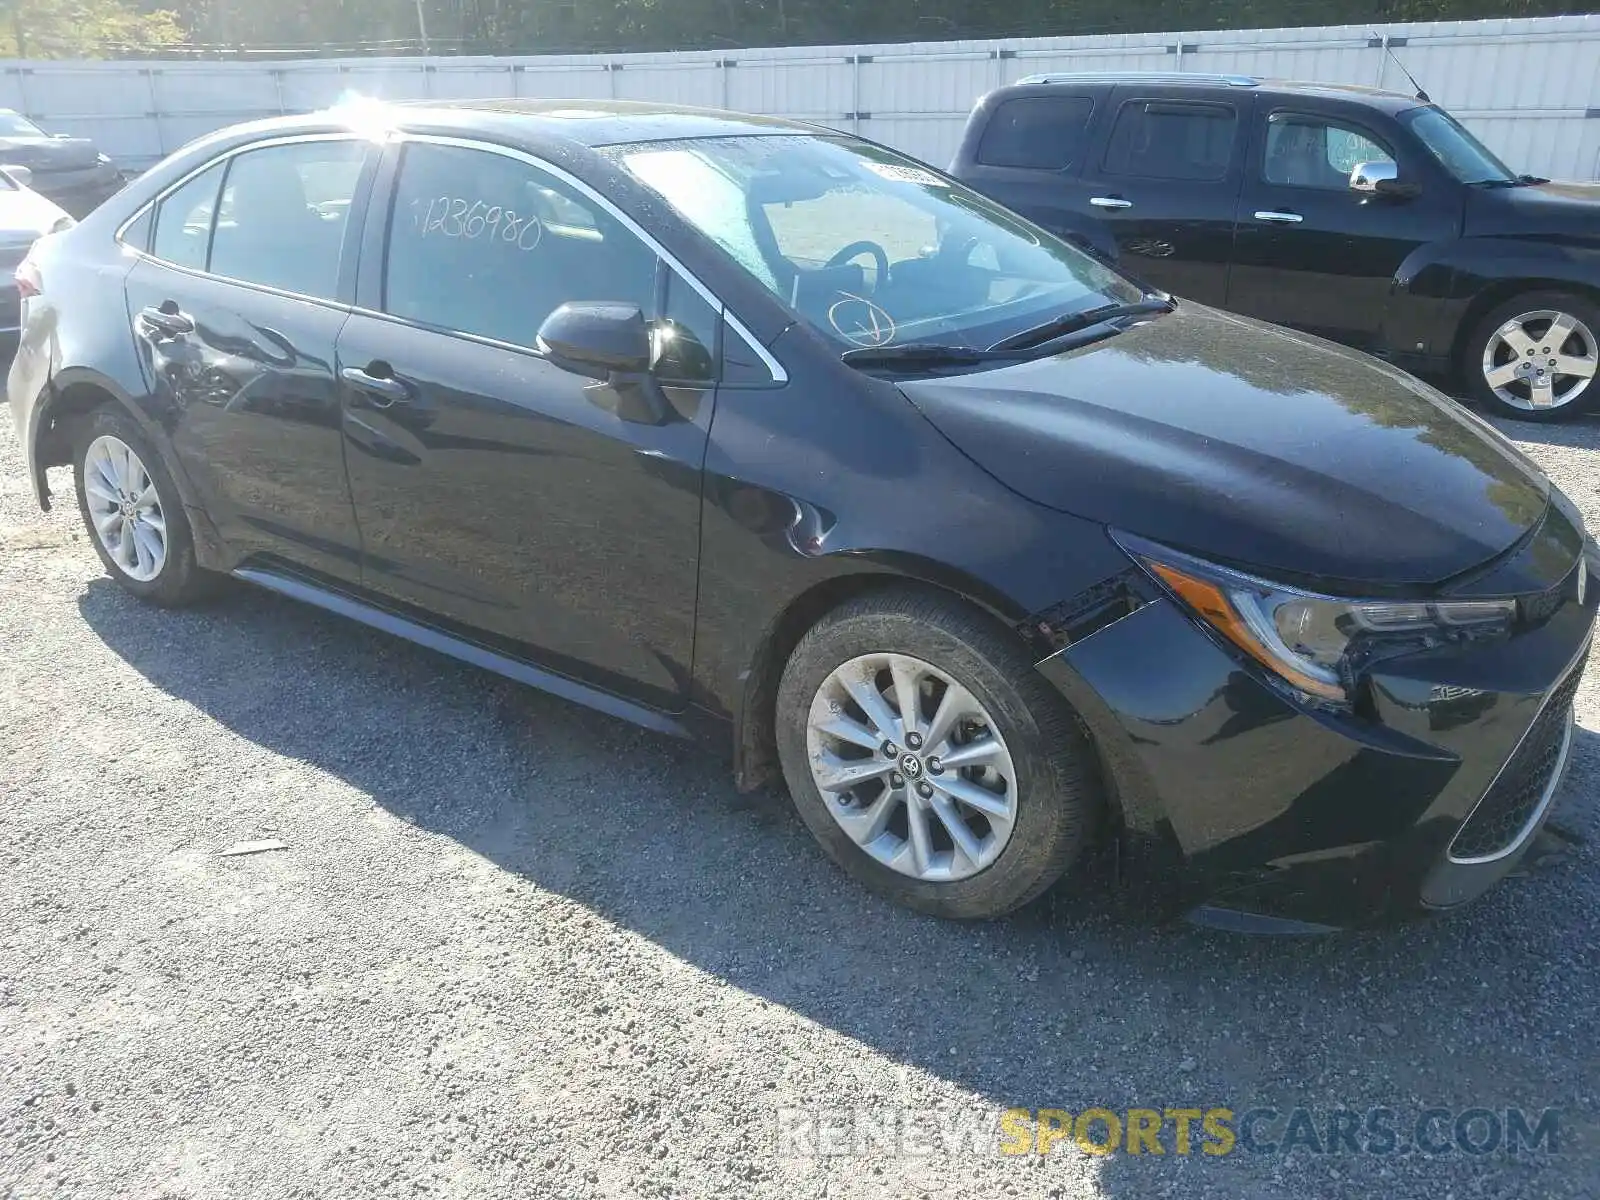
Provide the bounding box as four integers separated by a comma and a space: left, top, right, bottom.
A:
512, 63, 612, 101
429, 64, 518, 101
5, 15, 1600, 178
615, 63, 723, 107
726, 56, 853, 119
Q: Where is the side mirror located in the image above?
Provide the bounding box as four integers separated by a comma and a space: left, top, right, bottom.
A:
536, 301, 671, 424
1349, 160, 1418, 199
1, 164, 32, 188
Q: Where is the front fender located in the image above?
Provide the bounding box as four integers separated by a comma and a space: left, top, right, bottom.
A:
1386, 236, 1600, 366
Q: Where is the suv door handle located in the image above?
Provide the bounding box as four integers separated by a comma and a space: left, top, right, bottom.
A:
1253, 210, 1304, 224
138, 303, 194, 336
340, 364, 410, 408
1089, 196, 1133, 210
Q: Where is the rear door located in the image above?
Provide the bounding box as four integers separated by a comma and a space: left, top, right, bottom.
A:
335, 137, 725, 711
950, 87, 1108, 254
1227, 102, 1461, 350
1070, 87, 1249, 304
123, 135, 374, 584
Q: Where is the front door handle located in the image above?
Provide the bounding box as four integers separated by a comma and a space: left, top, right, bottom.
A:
138, 303, 194, 336
1253, 210, 1304, 224
340, 364, 410, 408
1089, 196, 1133, 210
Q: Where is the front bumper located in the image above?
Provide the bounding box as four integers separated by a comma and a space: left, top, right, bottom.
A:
1037, 535, 1596, 930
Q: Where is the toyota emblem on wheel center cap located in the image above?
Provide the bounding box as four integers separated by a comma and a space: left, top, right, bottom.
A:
900, 753, 923, 779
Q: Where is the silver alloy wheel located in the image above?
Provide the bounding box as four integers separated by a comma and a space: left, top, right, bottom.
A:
804, 652, 1017, 882
1481, 308, 1599, 411
84, 434, 168, 583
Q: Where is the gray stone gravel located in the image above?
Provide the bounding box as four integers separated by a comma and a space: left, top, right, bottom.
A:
2, 404, 1598, 1200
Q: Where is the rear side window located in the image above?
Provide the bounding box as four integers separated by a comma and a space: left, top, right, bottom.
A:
1102, 100, 1238, 182
149, 161, 224, 270
976, 96, 1095, 170
208, 140, 366, 299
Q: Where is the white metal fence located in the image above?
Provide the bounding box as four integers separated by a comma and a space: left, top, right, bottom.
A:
3, 14, 1600, 180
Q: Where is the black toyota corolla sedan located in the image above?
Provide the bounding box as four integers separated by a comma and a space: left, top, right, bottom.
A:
8, 100, 1594, 931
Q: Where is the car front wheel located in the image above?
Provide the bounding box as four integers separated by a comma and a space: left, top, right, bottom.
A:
1465, 291, 1600, 421
775, 588, 1101, 919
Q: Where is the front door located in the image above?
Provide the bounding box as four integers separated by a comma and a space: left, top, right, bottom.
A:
1069, 88, 1249, 304
337, 138, 721, 712
123, 136, 373, 583
1227, 104, 1461, 351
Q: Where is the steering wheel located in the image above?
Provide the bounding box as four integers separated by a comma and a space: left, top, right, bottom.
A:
825, 240, 892, 293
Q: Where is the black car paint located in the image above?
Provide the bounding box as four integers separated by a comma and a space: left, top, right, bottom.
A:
952, 78, 1600, 377
9, 101, 1594, 930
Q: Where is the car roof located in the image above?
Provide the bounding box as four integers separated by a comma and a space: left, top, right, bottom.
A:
227, 98, 822, 152
1006, 72, 1426, 112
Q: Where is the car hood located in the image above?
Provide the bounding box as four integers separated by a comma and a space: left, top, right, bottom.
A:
0, 135, 101, 173
898, 304, 1550, 589
1463, 180, 1600, 244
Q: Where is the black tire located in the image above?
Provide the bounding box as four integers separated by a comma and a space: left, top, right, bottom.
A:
774, 588, 1101, 919
1463, 290, 1600, 422
72, 405, 215, 606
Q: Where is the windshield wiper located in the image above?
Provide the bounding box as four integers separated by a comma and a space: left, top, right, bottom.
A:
986, 296, 1175, 354
838, 342, 999, 369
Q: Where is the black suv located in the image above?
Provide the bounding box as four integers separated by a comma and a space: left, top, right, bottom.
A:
952, 72, 1600, 422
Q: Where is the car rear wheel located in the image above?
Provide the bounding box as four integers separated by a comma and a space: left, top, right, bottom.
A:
774, 588, 1100, 919
1465, 291, 1600, 421
73, 406, 214, 606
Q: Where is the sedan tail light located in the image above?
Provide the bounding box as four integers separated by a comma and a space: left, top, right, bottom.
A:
15, 257, 40, 298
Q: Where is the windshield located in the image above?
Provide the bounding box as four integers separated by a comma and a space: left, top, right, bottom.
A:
1400, 107, 1516, 185
602, 133, 1140, 354
0, 112, 43, 138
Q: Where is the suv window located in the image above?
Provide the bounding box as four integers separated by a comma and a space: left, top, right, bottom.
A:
976, 96, 1095, 170
1264, 115, 1394, 189
208, 140, 366, 299
384, 142, 663, 355
149, 160, 225, 270
1102, 100, 1237, 182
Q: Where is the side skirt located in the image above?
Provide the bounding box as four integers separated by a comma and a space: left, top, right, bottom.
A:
232, 564, 694, 740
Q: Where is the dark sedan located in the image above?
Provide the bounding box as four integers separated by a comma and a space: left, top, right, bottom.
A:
8, 100, 1594, 930
0, 109, 124, 218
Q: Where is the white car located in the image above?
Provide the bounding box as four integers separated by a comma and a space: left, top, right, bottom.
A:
0, 164, 72, 340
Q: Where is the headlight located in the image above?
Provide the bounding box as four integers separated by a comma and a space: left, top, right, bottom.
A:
1118, 534, 1515, 705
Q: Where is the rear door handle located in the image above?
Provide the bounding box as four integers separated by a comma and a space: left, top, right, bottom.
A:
1089, 196, 1133, 210
138, 304, 194, 336
1253, 210, 1304, 224
340, 364, 410, 408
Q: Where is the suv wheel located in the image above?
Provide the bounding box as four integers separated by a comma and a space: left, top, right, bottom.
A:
73, 406, 214, 605
774, 589, 1100, 919
1465, 291, 1600, 421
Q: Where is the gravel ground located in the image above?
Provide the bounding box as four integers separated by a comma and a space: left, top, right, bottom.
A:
2, 402, 1599, 1200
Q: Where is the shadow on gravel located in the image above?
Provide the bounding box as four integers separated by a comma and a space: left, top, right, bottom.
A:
77, 576, 1599, 1180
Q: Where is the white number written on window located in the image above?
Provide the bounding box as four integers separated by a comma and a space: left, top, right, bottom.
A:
408, 196, 544, 251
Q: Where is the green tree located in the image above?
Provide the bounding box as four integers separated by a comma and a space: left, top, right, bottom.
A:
3, 0, 186, 57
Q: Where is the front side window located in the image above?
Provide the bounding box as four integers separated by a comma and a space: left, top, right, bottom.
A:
383, 142, 662, 353
1264, 115, 1395, 189
976, 96, 1095, 171
1102, 101, 1237, 182
1401, 106, 1516, 185
150, 160, 225, 270
208, 140, 366, 299
605, 134, 1138, 354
